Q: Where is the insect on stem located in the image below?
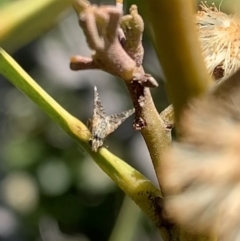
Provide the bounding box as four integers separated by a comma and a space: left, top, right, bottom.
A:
88, 86, 135, 152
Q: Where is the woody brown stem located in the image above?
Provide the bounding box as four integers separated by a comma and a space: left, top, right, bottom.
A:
127, 82, 172, 188
71, 0, 171, 193
70, 55, 99, 70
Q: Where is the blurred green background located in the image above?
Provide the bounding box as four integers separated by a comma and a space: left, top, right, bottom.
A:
0, 0, 238, 241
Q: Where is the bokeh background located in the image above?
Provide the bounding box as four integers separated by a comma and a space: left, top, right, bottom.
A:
0, 0, 239, 241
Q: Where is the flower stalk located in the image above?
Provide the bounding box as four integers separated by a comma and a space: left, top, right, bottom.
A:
142, 0, 212, 123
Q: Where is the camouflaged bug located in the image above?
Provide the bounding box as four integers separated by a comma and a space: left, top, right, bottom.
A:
88, 86, 135, 152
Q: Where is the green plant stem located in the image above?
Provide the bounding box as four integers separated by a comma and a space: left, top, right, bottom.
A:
0, 0, 71, 52
142, 0, 212, 123
140, 1, 217, 241
108, 195, 142, 241
126, 84, 172, 189
0, 48, 164, 232
160, 105, 174, 128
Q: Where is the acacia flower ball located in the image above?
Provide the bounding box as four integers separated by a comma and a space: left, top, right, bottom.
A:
196, 2, 240, 80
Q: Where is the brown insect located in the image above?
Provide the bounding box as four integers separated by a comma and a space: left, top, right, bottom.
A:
88, 86, 135, 152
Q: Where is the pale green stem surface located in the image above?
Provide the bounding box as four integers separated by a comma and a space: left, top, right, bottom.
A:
142, 0, 212, 123
0, 48, 163, 230
0, 0, 71, 52
108, 196, 142, 241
